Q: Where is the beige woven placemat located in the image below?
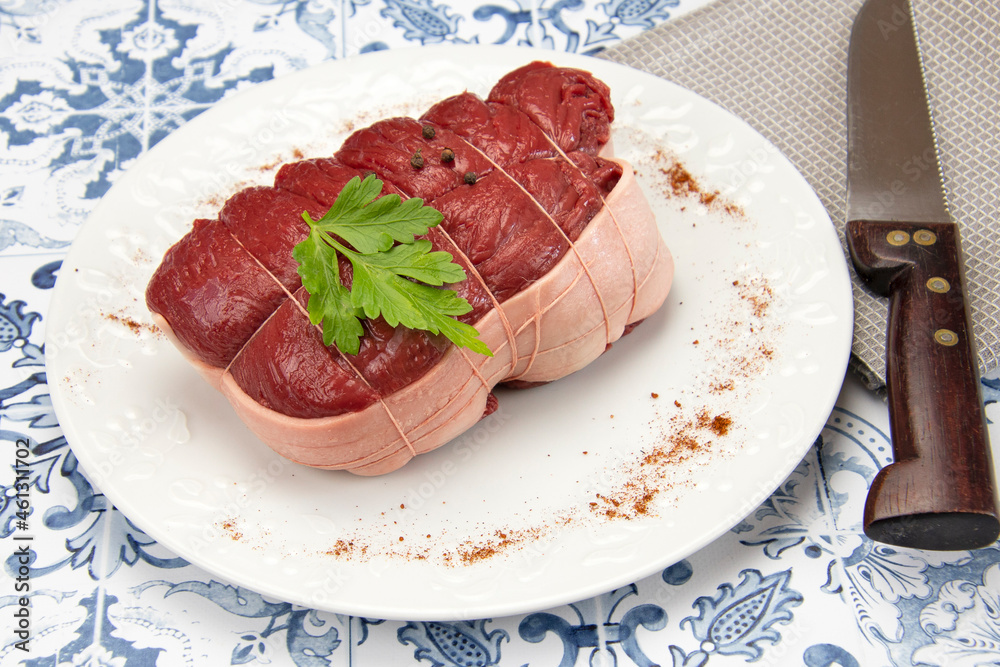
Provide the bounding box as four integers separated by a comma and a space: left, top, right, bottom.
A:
599, 0, 1000, 390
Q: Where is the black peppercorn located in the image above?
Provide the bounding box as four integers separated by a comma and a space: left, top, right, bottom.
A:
441, 148, 455, 163
421, 125, 436, 140
410, 150, 424, 169
463, 171, 477, 185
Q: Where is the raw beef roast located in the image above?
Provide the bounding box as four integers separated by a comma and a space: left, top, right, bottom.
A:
146, 62, 674, 475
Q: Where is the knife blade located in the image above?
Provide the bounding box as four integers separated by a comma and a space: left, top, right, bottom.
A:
845, 0, 999, 550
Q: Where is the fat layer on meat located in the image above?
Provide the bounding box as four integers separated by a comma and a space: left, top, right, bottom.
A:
146, 62, 674, 475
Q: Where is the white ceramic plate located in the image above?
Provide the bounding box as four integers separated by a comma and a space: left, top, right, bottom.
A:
46, 45, 853, 621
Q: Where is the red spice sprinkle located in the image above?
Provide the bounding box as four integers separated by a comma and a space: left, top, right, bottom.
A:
711, 415, 732, 436
220, 519, 242, 542
326, 539, 358, 557
456, 528, 537, 565
651, 392, 659, 399
695, 409, 733, 437
673, 433, 701, 452
651, 151, 745, 217
710, 379, 736, 394
104, 312, 156, 336
661, 162, 722, 209
736, 277, 774, 318
256, 157, 283, 172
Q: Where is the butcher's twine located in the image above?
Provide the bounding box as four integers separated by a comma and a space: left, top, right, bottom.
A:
599, 0, 1000, 391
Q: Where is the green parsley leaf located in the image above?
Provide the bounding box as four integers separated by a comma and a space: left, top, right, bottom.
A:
293, 174, 492, 357
350, 240, 468, 286
301, 178, 444, 254
291, 227, 364, 351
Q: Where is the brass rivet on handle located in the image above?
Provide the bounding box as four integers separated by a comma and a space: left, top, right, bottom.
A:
887, 230, 910, 246
914, 230, 937, 245
934, 329, 959, 346
927, 277, 951, 293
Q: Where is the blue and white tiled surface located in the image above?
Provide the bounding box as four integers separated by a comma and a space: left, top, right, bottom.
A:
4, 1, 1000, 665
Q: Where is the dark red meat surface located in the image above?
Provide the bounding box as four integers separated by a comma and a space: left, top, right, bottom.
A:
146, 218, 289, 368
487, 61, 614, 155
146, 61, 622, 419
422, 92, 556, 165
218, 187, 325, 292
274, 159, 367, 206
569, 152, 622, 196
228, 290, 379, 419
430, 172, 568, 303
504, 158, 602, 242
336, 117, 495, 201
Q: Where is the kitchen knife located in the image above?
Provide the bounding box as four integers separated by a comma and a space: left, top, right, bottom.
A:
845, 0, 999, 550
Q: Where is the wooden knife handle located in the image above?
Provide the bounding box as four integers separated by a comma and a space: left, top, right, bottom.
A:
847, 219, 999, 550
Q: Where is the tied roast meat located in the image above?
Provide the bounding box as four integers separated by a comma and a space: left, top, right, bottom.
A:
146, 62, 674, 475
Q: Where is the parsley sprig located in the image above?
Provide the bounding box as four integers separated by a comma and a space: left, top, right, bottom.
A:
293, 174, 491, 357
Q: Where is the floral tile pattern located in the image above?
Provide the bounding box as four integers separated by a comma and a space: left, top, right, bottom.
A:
3, 1, 999, 666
